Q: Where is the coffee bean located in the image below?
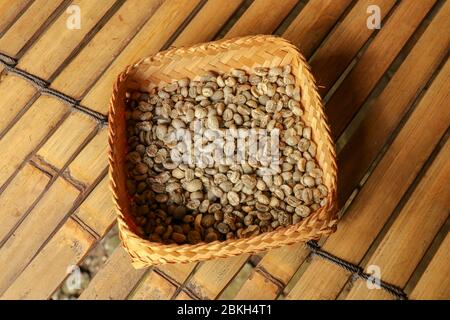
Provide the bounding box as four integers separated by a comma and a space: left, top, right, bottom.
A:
205, 232, 219, 243
216, 222, 230, 234
183, 214, 194, 223
155, 194, 168, 203
257, 211, 271, 221
242, 225, 260, 237
172, 232, 186, 244
243, 214, 254, 226
187, 230, 202, 244
173, 225, 183, 234
150, 234, 162, 242
154, 225, 165, 235
202, 214, 215, 228
183, 179, 203, 192
186, 199, 201, 210
227, 191, 240, 206
295, 205, 311, 218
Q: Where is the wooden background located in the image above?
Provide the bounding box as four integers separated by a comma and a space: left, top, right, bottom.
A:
0, 0, 448, 300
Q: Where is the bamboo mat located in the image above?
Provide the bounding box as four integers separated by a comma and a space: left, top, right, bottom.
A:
0, 0, 448, 300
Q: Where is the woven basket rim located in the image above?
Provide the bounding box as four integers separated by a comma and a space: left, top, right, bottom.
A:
108, 35, 338, 266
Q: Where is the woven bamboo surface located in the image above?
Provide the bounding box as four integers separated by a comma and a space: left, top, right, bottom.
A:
0, 0, 448, 300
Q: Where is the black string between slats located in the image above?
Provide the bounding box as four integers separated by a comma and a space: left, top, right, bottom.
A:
0, 52, 108, 125
306, 240, 408, 300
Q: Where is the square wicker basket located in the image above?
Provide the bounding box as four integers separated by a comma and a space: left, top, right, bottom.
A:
108, 35, 338, 268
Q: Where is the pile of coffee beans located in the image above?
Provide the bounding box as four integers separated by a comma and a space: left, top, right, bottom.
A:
124, 65, 328, 245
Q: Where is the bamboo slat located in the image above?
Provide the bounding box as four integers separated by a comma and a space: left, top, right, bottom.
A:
17, 0, 117, 80
180, 255, 249, 300
78, 252, 195, 300
65, 128, 108, 186
50, 0, 165, 98
337, 1, 450, 205
0, 0, 32, 35
286, 57, 450, 300
310, 0, 396, 95
272, 2, 448, 294
0, 2, 190, 260
157, 263, 197, 285
171, 0, 244, 47
0, 164, 50, 241
0, 95, 80, 297
73, 175, 115, 237
283, 0, 354, 58
411, 233, 450, 300
1, 218, 95, 300
0, 0, 133, 192
0, 177, 80, 295
175, 290, 195, 300
0, 96, 69, 187
346, 138, 450, 299
0, 75, 37, 134
0, 0, 65, 57
256, 244, 309, 285
81, 0, 202, 114
327, 0, 437, 139
224, 0, 298, 38
234, 243, 309, 299
37, 112, 97, 170
78, 246, 146, 300
130, 271, 177, 300
234, 270, 281, 300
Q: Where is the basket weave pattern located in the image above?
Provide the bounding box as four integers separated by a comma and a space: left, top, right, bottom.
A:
109, 35, 338, 267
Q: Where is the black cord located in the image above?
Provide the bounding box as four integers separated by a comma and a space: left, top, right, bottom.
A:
0, 52, 108, 125
306, 240, 408, 300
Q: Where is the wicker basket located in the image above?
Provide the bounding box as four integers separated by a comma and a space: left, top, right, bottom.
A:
109, 35, 338, 268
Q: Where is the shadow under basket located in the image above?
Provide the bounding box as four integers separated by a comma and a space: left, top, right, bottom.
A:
109, 35, 338, 268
